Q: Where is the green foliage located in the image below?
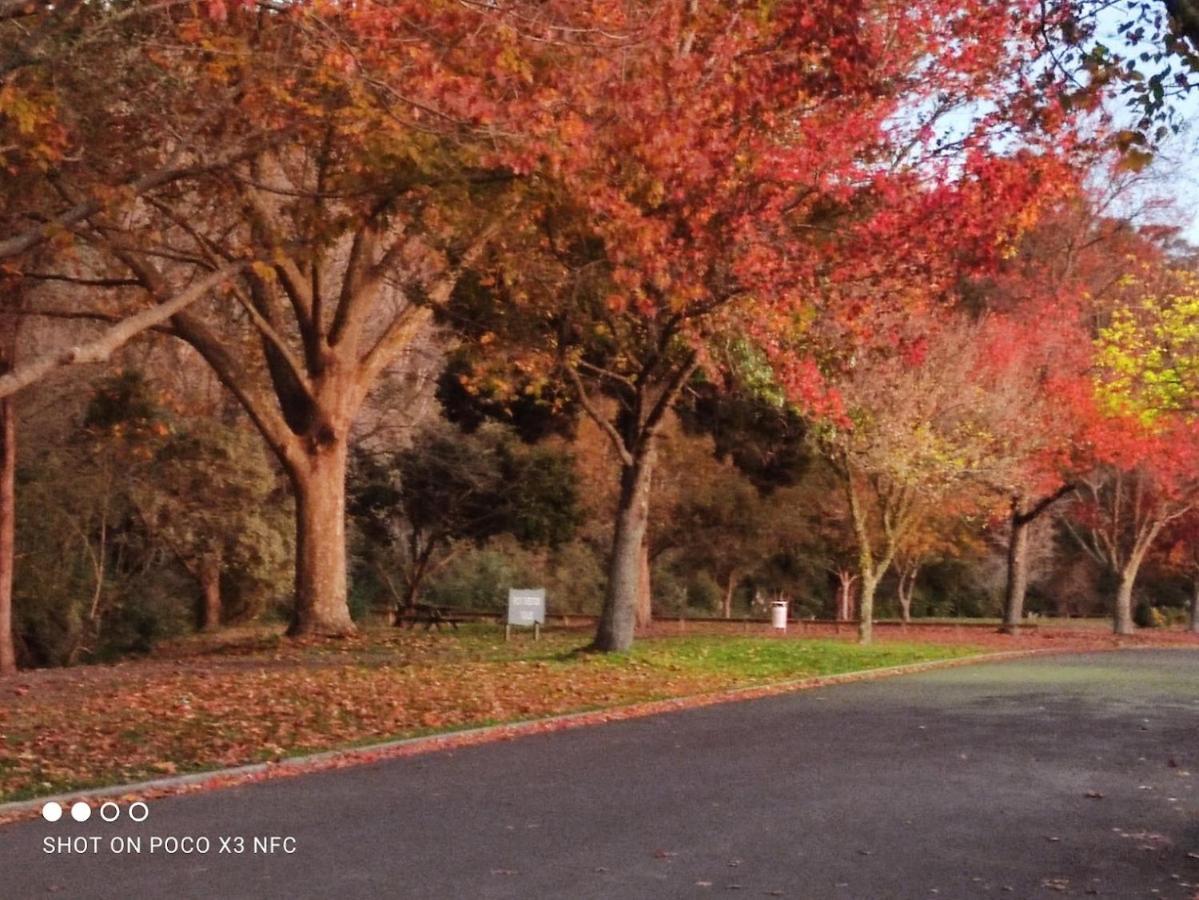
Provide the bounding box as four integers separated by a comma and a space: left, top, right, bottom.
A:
420, 536, 604, 614
13, 372, 291, 666
1095, 271, 1199, 423
349, 423, 581, 610
137, 419, 292, 622
651, 566, 724, 616
671, 336, 810, 493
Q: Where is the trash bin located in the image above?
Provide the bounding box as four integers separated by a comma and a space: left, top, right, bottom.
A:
770, 600, 788, 631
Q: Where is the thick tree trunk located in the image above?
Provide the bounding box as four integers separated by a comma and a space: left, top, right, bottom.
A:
287, 441, 355, 637
858, 574, 878, 644
1191, 576, 1199, 634
1113, 566, 1137, 636
1002, 503, 1030, 634
593, 452, 655, 652
635, 539, 652, 629
199, 550, 222, 632
0, 389, 13, 675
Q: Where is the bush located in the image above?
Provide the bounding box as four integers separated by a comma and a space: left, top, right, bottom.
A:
421, 536, 605, 614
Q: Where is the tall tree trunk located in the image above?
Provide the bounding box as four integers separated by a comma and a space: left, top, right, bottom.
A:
1113, 565, 1138, 636
858, 574, 878, 644
1002, 485, 1074, 633
593, 450, 655, 652
635, 538, 652, 629
199, 550, 222, 632
897, 571, 914, 623
287, 440, 355, 637
0, 387, 13, 675
0, 305, 16, 674
721, 569, 738, 619
1002, 501, 1030, 634
1191, 575, 1199, 634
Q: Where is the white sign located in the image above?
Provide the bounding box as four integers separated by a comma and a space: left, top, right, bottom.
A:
507, 588, 546, 626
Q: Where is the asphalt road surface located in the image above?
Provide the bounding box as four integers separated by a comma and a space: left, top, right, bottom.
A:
3, 650, 1198, 899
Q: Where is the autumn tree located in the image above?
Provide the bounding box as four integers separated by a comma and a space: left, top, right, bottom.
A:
4, 1, 620, 636
448, 0, 1075, 651
1061, 409, 1198, 633
1095, 267, 1199, 419
955, 178, 1175, 632
796, 303, 1074, 642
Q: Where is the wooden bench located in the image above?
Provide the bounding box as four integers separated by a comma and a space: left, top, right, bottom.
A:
392, 604, 464, 632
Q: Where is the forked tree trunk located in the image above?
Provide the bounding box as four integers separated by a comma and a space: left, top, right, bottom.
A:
287, 440, 355, 637
835, 570, 856, 621
1001, 486, 1074, 634
1111, 521, 1162, 637
199, 550, 222, 632
593, 451, 655, 652
1002, 506, 1030, 634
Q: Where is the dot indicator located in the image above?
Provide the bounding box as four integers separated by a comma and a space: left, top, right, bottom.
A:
70, 801, 91, 823
128, 801, 149, 823
41, 801, 62, 823
99, 801, 120, 823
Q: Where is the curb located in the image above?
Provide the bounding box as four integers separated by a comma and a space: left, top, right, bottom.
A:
0, 646, 1081, 824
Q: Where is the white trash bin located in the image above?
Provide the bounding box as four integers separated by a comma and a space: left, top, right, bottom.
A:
770, 600, 788, 631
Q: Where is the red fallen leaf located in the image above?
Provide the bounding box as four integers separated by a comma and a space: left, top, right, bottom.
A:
652, 849, 677, 859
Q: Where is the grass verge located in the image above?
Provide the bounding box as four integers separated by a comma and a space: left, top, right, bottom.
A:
0, 627, 986, 802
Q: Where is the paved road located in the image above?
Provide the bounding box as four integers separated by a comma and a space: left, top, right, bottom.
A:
2, 650, 1198, 899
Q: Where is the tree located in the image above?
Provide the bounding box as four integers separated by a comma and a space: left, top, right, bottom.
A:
449, 0, 1075, 651
349, 424, 578, 617
807, 309, 1063, 642
1095, 267, 1199, 420
1038, 1, 1199, 157
1062, 418, 1199, 633
1065, 262, 1199, 633
958, 184, 1172, 633
135, 419, 291, 632
4, 1, 600, 636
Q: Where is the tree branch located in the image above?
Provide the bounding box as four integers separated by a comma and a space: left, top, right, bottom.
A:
0, 264, 242, 399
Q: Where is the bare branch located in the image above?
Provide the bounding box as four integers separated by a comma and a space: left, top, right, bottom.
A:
0, 264, 242, 399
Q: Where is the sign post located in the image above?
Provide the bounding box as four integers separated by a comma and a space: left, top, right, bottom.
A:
507, 588, 546, 641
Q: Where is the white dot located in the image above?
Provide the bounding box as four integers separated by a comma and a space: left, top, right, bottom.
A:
70, 801, 91, 822
128, 801, 149, 822
41, 801, 62, 823
99, 801, 120, 823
